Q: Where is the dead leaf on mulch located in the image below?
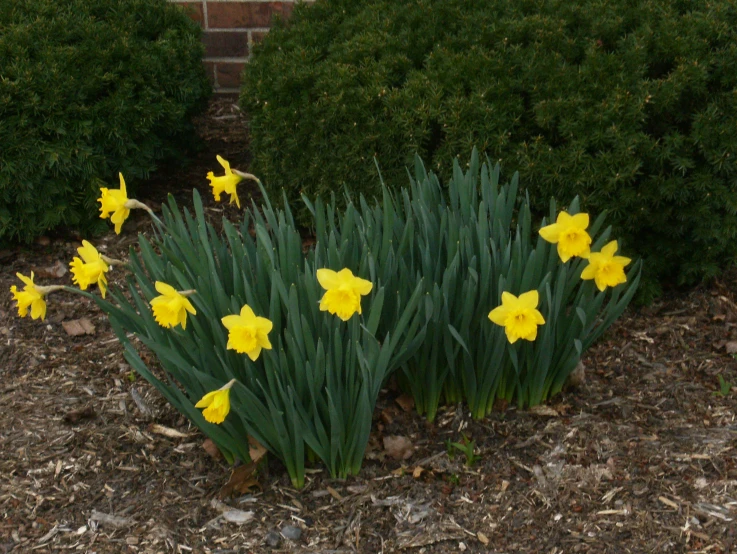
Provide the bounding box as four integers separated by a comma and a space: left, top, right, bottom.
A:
62, 318, 95, 336
202, 438, 224, 461
383, 435, 414, 460
35, 260, 68, 279
217, 437, 267, 498
725, 341, 737, 354
218, 462, 260, 498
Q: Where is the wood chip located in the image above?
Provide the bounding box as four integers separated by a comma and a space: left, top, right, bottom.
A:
477, 532, 490, 545
62, 318, 96, 336
89, 510, 135, 529
148, 424, 190, 439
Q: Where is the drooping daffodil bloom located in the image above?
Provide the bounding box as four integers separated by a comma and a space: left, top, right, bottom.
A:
207, 155, 244, 208
149, 282, 197, 329
317, 268, 373, 321
581, 240, 631, 292
98, 173, 153, 234
9, 272, 63, 320
539, 211, 592, 262
488, 290, 546, 344
69, 240, 118, 298
221, 304, 273, 361
195, 379, 236, 424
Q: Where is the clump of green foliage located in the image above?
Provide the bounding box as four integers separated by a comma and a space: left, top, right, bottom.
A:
0, 0, 210, 243
241, 0, 737, 296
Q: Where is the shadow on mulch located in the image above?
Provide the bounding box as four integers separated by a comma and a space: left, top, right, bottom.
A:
1, 96, 736, 554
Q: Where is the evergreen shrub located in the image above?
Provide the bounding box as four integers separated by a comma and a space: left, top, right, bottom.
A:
241, 0, 737, 293
0, 0, 210, 243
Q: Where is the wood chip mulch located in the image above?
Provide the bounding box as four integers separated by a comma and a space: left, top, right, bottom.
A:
1, 96, 735, 553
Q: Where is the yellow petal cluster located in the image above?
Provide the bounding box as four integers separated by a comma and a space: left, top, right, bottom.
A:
488, 290, 546, 344
98, 173, 131, 234
150, 282, 197, 329
317, 268, 373, 321
581, 240, 631, 291
195, 379, 236, 424
70, 240, 110, 298
10, 272, 47, 320
222, 305, 273, 361
207, 155, 244, 208
539, 211, 592, 262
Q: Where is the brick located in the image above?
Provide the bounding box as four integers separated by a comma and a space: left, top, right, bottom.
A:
203, 31, 249, 58
175, 2, 204, 26
216, 62, 246, 88
207, 2, 294, 29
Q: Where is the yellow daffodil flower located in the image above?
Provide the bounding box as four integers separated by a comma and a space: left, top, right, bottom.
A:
581, 240, 631, 291
221, 304, 273, 361
10, 272, 49, 320
149, 282, 197, 329
69, 240, 111, 298
98, 173, 152, 234
488, 290, 546, 344
195, 379, 236, 424
207, 155, 244, 208
539, 211, 592, 262
317, 268, 373, 321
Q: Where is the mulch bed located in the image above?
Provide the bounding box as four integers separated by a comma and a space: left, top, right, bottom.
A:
1, 96, 736, 554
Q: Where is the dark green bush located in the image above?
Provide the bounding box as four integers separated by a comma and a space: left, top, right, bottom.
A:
0, 0, 210, 243
241, 0, 737, 294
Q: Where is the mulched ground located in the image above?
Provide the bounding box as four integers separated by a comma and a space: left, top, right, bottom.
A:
1, 96, 736, 554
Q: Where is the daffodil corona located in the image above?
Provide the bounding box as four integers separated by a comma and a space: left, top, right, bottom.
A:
195, 379, 236, 424
581, 240, 631, 291
207, 155, 244, 208
221, 305, 273, 361
317, 268, 373, 321
98, 173, 153, 234
539, 211, 592, 262
69, 240, 111, 298
488, 290, 546, 344
150, 282, 197, 329
9, 272, 63, 320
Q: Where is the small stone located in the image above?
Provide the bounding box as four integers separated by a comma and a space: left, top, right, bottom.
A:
280, 524, 302, 540
265, 530, 281, 548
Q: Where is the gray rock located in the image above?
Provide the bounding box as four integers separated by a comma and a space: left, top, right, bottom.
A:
280, 524, 302, 541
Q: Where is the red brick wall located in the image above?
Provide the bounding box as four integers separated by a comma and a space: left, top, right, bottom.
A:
170, 1, 311, 92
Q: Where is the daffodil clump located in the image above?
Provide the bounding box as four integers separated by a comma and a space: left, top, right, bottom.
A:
11, 151, 638, 489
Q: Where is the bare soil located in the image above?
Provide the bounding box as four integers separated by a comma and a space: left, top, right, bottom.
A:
1, 97, 736, 554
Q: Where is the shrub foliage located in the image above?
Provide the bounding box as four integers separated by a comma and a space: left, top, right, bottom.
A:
241, 0, 737, 291
0, 0, 210, 243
